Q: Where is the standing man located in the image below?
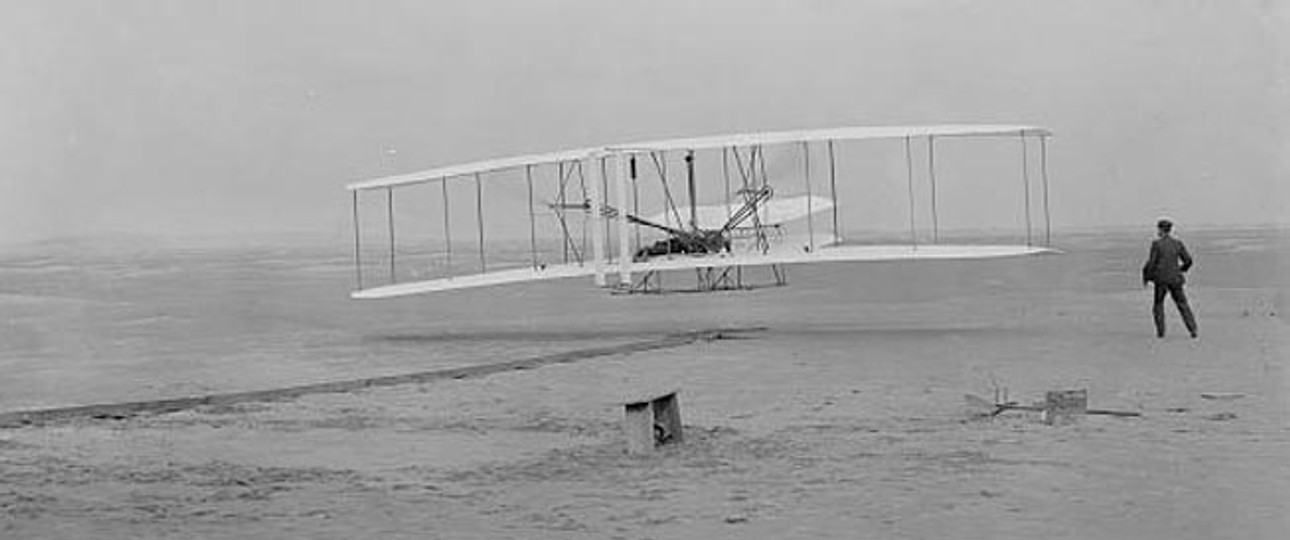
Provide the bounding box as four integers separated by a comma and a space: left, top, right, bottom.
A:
1142, 218, 1198, 338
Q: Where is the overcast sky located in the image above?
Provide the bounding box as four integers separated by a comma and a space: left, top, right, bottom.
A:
1, 0, 1285, 248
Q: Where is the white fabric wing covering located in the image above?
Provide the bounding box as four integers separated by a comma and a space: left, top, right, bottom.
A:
346, 124, 1049, 192
351, 244, 1055, 299
643, 195, 834, 230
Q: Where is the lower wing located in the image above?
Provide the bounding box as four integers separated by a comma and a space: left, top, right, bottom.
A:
351, 244, 1056, 299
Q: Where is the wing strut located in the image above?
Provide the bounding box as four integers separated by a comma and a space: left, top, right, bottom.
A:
721, 147, 732, 222
475, 173, 486, 273
614, 152, 632, 286
387, 187, 396, 283
600, 156, 612, 261
757, 145, 771, 224
802, 141, 815, 252
526, 165, 538, 269
587, 157, 606, 286
352, 190, 362, 290
686, 151, 697, 230
927, 135, 939, 244
441, 178, 452, 275
630, 155, 641, 250
557, 162, 569, 263
827, 140, 840, 244
1020, 134, 1033, 247
904, 137, 918, 249
577, 161, 589, 260
1040, 134, 1051, 247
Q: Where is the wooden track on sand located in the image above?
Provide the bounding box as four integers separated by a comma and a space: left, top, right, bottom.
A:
0, 327, 762, 428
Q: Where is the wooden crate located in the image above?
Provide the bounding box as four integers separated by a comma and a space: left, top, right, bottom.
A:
1043, 389, 1088, 425
623, 390, 682, 454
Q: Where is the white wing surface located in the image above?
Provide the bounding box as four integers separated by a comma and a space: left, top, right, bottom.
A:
643, 195, 834, 230
345, 125, 1049, 192
351, 263, 598, 299
351, 244, 1055, 299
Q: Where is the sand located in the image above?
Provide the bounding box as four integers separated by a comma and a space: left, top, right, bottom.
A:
1, 230, 1287, 538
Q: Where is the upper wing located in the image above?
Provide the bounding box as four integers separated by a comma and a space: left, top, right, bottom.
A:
345, 125, 1050, 192
612, 125, 1051, 154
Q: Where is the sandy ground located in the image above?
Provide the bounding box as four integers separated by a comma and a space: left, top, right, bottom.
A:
2, 275, 1286, 539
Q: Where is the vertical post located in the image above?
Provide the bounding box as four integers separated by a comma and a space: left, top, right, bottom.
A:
757, 145, 768, 188
658, 151, 673, 257
659, 150, 676, 234
1041, 134, 1052, 247
601, 156, 612, 262
828, 140, 840, 245
904, 136, 918, 249
387, 187, 396, 283
352, 190, 363, 290
802, 141, 814, 252
685, 151, 697, 230
587, 156, 606, 287
927, 135, 939, 244
558, 162, 568, 264
631, 155, 641, 251
526, 165, 537, 269
578, 161, 588, 261
442, 178, 452, 276
722, 147, 732, 221
756, 145, 769, 223
475, 173, 486, 273
615, 152, 632, 286
1021, 133, 1033, 247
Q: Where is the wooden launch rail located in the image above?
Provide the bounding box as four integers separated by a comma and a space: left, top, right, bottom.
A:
0, 327, 763, 428
966, 389, 1142, 425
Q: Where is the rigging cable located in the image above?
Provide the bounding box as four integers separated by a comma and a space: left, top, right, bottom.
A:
649, 151, 686, 231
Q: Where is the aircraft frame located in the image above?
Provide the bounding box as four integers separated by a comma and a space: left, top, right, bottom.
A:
344, 125, 1055, 299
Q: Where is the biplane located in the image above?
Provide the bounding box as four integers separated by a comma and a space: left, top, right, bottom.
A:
345, 125, 1055, 299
